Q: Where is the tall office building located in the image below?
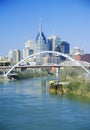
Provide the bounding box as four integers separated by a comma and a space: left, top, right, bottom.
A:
47, 35, 61, 63
57, 41, 70, 61
48, 35, 61, 52
8, 49, 20, 65
8, 50, 13, 61
35, 21, 47, 64
23, 48, 34, 58
23, 40, 35, 58
25, 40, 35, 50
59, 41, 70, 54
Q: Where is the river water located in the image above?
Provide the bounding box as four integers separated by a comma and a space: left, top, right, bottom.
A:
0, 77, 90, 130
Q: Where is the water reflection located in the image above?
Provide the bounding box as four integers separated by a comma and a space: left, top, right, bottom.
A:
64, 93, 90, 105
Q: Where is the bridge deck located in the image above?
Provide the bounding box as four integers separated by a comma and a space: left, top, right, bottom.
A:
0, 65, 90, 70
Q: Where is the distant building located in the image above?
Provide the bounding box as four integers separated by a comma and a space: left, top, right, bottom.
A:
25, 40, 36, 51
58, 41, 70, 61
47, 37, 70, 61
48, 55, 61, 64
23, 47, 34, 58
13, 49, 20, 64
23, 40, 35, 58
74, 53, 90, 63
71, 47, 84, 56
59, 41, 70, 54
0, 61, 10, 66
48, 35, 61, 52
8, 49, 20, 65
0, 56, 10, 66
35, 21, 47, 64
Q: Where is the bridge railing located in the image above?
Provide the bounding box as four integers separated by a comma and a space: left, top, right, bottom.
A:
59, 61, 90, 67
0, 61, 90, 69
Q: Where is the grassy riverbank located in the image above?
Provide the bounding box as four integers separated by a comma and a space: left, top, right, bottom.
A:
63, 80, 90, 97
59, 67, 90, 97
0, 68, 53, 82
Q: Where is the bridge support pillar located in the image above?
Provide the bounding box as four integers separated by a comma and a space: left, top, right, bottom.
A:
3, 74, 8, 81
56, 68, 60, 78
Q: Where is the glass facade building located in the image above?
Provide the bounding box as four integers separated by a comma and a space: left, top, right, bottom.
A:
59, 41, 70, 54
35, 22, 47, 64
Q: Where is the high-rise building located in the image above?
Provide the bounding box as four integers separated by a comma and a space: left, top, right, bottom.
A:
56, 41, 70, 61
47, 35, 61, 63
59, 41, 70, 54
35, 21, 47, 64
23, 40, 35, 58
23, 47, 34, 58
48, 35, 61, 52
25, 40, 36, 50
8, 49, 20, 65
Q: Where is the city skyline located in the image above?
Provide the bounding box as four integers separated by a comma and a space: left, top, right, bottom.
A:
0, 0, 90, 56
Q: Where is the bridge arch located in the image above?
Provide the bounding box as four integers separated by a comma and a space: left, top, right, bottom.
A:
4, 51, 89, 77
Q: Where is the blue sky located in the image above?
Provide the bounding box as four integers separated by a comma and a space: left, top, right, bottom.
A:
0, 0, 90, 56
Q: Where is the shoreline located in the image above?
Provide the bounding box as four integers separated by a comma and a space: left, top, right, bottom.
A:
63, 80, 90, 97
63, 89, 90, 98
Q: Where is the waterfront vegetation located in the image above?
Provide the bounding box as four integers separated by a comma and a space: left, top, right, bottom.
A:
0, 68, 53, 82
63, 80, 90, 97
60, 67, 90, 97
17, 69, 50, 79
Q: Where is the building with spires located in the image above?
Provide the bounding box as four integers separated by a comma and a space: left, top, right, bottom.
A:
35, 21, 47, 64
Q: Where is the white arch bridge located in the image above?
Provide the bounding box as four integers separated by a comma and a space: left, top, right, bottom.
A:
4, 51, 90, 77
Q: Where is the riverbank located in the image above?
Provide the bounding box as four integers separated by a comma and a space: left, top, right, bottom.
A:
58, 67, 90, 97
0, 76, 4, 82
0, 68, 53, 82
63, 80, 90, 97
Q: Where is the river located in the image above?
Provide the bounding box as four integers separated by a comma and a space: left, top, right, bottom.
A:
0, 77, 90, 130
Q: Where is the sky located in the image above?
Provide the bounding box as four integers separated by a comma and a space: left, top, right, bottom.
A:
0, 0, 90, 56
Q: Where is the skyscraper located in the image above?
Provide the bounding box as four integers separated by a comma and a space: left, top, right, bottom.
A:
59, 41, 70, 54
23, 40, 35, 58
48, 35, 61, 52
8, 49, 20, 65
35, 20, 47, 64
58, 41, 70, 61
47, 35, 61, 63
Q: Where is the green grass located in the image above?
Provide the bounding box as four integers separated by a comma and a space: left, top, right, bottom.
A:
64, 80, 90, 97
